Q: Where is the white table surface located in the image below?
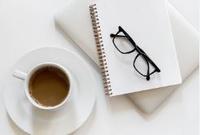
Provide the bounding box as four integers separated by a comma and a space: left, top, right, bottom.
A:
0, 0, 198, 135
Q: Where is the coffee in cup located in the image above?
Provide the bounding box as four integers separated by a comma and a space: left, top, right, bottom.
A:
13, 63, 72, 110
29, 66, 70, 107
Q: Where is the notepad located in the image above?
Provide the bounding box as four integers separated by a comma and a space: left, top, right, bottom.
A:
56, 0, 182, 96
87, 0, 182, 96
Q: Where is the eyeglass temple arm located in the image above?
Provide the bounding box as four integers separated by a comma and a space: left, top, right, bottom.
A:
143, 54, 161, 72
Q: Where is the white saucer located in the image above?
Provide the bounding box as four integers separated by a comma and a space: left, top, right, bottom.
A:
3, 47, 96, 135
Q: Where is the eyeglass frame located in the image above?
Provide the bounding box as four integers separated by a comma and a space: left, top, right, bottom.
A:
110, 26, 161, 80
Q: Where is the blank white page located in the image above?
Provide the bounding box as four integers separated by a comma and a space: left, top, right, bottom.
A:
95, 0, 182, 96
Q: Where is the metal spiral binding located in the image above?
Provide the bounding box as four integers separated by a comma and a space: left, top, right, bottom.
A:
89, 4, 112, 96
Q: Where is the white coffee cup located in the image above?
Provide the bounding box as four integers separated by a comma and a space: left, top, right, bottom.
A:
13, 62, 72, 110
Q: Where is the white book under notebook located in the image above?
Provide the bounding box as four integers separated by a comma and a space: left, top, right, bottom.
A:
57, 0, 182, 96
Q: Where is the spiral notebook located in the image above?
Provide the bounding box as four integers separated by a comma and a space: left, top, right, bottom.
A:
87, 0, 181, 96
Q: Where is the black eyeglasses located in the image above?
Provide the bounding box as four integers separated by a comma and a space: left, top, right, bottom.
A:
110, 26, 160, 80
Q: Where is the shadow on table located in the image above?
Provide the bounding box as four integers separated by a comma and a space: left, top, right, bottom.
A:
7, 113, 28, 135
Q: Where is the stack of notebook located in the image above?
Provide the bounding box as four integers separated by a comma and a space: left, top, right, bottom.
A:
55, 0, 199, 112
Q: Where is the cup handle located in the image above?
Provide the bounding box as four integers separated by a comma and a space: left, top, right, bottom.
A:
13, 70, 27, 80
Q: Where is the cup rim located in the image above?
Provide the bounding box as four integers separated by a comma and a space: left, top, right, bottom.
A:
24, 62, 71, 110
